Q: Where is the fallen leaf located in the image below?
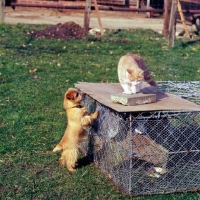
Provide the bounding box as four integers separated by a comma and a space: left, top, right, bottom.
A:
191, 47, 197, 51
33, 75, 39, 79
29, 68, 37, 74
35, 168, 44, 175
59, 112, 65, 115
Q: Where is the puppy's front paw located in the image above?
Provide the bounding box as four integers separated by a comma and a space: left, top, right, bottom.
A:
91, 110, 98, 119
81, 107, 87, 115
81, 117, 92, 127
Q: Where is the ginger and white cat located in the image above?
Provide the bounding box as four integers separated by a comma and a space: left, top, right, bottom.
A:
118, 54, 157, 94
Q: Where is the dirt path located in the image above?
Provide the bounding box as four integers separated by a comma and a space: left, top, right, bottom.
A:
5, 6, 186, 33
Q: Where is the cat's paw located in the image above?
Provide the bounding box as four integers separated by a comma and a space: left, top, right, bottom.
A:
131, 88, 137, 94
123, 91, 132, 94
131, 91, 137, 94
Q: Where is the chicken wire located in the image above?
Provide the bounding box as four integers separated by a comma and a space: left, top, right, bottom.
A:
80, 81, 200, 196
157, 81, 200, 106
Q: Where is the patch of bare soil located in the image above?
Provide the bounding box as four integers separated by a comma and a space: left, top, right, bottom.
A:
31, 21, 87, 40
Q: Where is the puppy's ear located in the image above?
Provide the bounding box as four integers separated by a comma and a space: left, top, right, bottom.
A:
65, 89, 79, 100
66, 92, 75, 100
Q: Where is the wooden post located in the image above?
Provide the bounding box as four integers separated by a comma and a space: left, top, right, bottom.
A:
146, 0, 151, 18
93, 0, 104, 35
163, 0, 172, 36
0, 0, 5, 24
136, 0, 139, 14
168, 0, 177, 47
177, 0, 190, 38
84, 0, 92, 32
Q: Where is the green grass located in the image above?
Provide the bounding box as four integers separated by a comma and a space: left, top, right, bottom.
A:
0, 23, 200, 199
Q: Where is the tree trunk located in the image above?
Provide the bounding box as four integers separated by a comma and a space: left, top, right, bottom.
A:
0, 0, 5, 24
84, 0, 92, 32
168, 0, 177, 47
163, 0, 172, 36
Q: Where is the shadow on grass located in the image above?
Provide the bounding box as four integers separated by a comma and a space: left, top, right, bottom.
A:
179, 39, 200, 48
77, 156, 92, 169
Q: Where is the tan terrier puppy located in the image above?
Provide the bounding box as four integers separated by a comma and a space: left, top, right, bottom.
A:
53, 88, 98, 172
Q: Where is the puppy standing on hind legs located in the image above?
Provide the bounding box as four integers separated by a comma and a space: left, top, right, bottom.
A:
53, 88, 98, 172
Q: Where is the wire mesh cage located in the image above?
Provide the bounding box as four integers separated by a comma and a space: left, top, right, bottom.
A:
80, 81, 200, 196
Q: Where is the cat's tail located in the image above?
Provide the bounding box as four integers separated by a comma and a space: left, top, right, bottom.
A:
133, 54, 157, 87
144, 72, 157, 87
148, 79, 157, 87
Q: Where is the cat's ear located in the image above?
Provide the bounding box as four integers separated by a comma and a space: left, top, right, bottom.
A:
126, 69, 133, 74
138, 69, 143, 75
138, 69, 144, 78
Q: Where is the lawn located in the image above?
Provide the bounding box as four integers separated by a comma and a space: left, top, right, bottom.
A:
0, 23, 200, 199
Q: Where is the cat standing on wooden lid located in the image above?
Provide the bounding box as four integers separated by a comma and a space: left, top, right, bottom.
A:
118, 54, 157, 94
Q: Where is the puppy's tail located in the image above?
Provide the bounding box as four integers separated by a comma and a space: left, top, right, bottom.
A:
53, 144, 62, 152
